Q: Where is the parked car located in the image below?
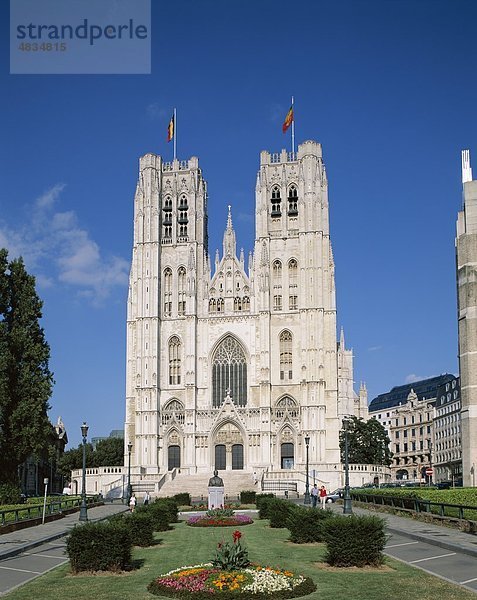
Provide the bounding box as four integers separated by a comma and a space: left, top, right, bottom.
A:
325, 489, 343, 503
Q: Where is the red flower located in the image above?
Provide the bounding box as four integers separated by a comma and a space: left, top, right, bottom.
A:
233, 530, 242, 543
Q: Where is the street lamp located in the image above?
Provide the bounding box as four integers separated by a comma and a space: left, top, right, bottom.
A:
304, 435, 311, 505
79, 422, 89, 522
342, 419, 352, 515
127, 441, 133, 504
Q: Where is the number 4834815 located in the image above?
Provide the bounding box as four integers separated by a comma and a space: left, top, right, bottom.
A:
18, 42, 67, 51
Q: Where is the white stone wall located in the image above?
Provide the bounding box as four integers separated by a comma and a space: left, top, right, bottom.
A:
124, 141, 365, 480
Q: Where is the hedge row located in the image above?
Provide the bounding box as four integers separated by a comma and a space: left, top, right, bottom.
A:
66, 497, 179, 573
257, 496, 386, 567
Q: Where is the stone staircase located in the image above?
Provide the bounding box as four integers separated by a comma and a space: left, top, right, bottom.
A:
157, 471, 257, 501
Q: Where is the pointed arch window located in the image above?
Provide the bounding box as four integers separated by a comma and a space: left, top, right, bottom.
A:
169, 336, 181, 385
178, 267, 186, 315
271, 186, 281, 217
279, 330, 293, 380
177, 194, 188, 240
163, 196, 172, 239
164, 268, 172, 316
288, 259, 298, 310
287, 185, 298, 216
273, 260, 282, 311
212, 336, 247, 407
161, 399, 185, 425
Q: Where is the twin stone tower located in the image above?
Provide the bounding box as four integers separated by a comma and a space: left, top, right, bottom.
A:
124, 140, 368, 491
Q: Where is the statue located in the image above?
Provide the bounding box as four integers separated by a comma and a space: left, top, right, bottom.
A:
208, 469, 224, 487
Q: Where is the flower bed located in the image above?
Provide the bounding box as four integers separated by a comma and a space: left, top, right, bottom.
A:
147, 563, 316, 598
188, 514, 253, 527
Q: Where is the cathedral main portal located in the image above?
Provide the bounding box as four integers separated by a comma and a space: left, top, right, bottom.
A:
213, 422, 245, 470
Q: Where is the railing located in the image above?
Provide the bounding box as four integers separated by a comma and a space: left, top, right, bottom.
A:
262, 481, 298, 492
351, 492, 477, 521
0, 496, 99, 527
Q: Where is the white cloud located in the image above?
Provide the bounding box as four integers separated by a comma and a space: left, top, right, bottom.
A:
405, 374, 431, 384
147, 102, 166, 120
35, 183, 66, 209
0, 183, 129, 305
368, 345, 382, 352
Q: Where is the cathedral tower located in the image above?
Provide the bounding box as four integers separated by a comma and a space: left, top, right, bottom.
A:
456, 149, 477, 487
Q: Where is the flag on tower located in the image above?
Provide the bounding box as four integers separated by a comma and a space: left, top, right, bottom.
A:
167, 113, 175, 142
282, 104, 294, 133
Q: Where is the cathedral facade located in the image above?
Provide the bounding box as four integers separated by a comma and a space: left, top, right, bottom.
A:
124, 140, 367, 486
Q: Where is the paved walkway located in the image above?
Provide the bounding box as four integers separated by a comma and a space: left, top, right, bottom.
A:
327, 502, 477, 558
1, 500, 477, 596
0, 502, 128, 561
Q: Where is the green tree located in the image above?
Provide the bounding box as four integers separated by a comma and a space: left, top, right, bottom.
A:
56, 443, 94, 479
0, 251, 54, 485
339, 416, 392, 466
93, 437, 124, 467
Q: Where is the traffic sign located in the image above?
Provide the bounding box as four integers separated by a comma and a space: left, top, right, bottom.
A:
425, 468, 433, 476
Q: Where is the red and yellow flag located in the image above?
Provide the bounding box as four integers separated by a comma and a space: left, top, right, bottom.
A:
282, 105, 294, 133
167, 113, 175, 142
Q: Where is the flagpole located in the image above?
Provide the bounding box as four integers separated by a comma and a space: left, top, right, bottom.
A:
291, 96, 295, 155
173, 107, 177, 161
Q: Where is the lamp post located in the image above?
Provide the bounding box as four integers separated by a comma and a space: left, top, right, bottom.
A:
304, 435, 311, 505
342, 419, 352, 515
127, 441, 132, 504
79, 422, 89, 522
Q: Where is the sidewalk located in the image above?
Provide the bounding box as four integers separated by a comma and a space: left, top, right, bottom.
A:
327, 502, 477, 558
0, 502, 128, 561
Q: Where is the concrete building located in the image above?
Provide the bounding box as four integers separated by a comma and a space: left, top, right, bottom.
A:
434, 376, 462, 484
123, 140, 368, 493
456, 149, 477, 487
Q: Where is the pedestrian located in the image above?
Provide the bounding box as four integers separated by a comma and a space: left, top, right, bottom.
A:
144, 491, 150, 505
319, 485, 327, 509
311, 483, 318, 508
129, 493, 137, 512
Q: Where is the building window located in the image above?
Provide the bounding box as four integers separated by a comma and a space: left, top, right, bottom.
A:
178, 267, 186, 315
273, 260, 282, 311
177, 194, 188, 239
288, 259, 298, 310
287, 185, 298, 216
279, 330, 293, 380
212, 336, 247, 407
169, 336, 181, 385
271, 186, 281, 216
162, 195, 172, 238
164, 268, 172, 316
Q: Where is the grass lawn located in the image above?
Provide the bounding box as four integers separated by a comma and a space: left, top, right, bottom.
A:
4, 519, 476, 600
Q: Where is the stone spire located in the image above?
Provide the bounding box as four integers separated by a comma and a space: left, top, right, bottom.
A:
223, 205, 236, 258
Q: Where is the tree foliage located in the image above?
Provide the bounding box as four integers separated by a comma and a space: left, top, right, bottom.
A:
0, 249, 54, 485
57, 437, 124, 478
339, 416, 392, 466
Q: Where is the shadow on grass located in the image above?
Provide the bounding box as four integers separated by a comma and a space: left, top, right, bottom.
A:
127, 558, 145, 571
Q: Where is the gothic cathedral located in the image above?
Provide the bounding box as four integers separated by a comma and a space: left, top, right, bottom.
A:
125, 140, 367, 489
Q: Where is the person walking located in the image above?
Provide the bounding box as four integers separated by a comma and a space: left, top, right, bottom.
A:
319, 485, 327, 509
144, 491, 150, 505
129, 493, 137, 512
311, 484, 318, 508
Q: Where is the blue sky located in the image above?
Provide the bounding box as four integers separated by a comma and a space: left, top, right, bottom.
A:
1, 0, 476, 447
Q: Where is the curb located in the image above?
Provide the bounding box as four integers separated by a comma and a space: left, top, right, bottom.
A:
0, 507, 128, 561
384, 525, 477, 559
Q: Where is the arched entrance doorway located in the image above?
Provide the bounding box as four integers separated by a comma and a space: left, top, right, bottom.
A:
232, 444, 244, 470
215, 444, 226, 470
168, 445, 180, 470
281, 442, 294, 469
213, 422, 245, 470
